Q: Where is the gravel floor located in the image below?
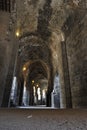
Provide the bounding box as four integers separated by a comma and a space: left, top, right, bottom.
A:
0, 108, 87, 130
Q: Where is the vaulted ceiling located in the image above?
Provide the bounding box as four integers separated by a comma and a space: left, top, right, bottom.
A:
14, 0, 85, 81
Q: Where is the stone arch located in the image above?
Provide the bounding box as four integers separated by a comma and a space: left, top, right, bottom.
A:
25, 60, 50, 106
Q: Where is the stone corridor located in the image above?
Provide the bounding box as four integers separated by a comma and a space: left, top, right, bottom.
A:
0, 0, 87, 129
0, 0, 87, 109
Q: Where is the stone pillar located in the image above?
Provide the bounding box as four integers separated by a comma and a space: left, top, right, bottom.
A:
29, 85, 34, 106
1, 36, 18, 107
51, 91, 55, 108
18, 79, 24, 106
46, 77, 53, 107
61, 41, 72, 108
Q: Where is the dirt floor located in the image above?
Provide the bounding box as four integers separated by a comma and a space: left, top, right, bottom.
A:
0, 108, 87, 130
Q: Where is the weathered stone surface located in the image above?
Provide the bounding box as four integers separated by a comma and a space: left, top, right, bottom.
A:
0, 11, 10, 106
0, 8, 18, 107
0, 0, 87, 108
0, 109, 87, 130
63, 10, 87, 108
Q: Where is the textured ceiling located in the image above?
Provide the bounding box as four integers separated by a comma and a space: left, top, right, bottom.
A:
15, 0, 85, 81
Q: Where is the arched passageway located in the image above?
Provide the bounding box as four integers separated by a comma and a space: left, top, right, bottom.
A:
26, 61, 49, 107
1, 0, 87, 109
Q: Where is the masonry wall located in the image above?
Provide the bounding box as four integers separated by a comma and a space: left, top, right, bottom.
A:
0, 11, 11, 106
64, 11, 87, 108
0, 10, 17, 107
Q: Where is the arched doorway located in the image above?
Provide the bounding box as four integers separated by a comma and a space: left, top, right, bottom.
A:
26, 60, 49, 107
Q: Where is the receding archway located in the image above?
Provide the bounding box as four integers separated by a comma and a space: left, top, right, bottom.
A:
26, 60, 49, 107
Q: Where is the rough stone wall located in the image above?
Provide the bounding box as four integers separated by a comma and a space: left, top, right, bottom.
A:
0, 11, 10, 106
0, 3, 18, 107
63, 10, 87, 108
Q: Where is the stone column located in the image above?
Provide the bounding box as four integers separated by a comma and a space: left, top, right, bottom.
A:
1, 36, 18, 107
46, 77, 53, 107
18, 79, 24, 106
61, 41, 72, 108
51, 91, 55, 108
29, 85, 34, 106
